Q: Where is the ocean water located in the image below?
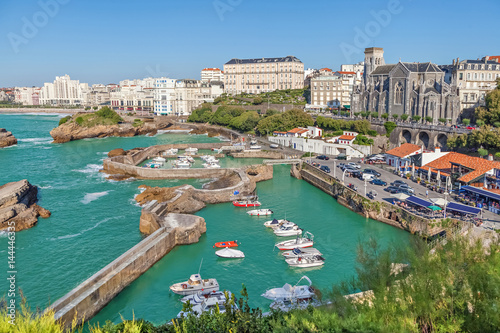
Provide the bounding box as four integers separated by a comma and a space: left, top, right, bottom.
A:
0, 114, 411, 327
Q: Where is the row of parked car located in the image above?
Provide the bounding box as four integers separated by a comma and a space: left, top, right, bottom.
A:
383, 180, 415, 195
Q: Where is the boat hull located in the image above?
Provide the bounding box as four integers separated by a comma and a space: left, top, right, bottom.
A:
286, 261, 324, 268
232, 201, 261, 207
213, 241, 238, 248
276, 241, 314, 251
170, 284, 219, 296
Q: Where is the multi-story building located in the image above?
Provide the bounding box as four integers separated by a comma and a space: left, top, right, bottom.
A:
451, 56, 500, 110
223, 56, 304, 95
110, 79, 155, 112
14, 87, 41, 105
309, 69, 362, 110
201, 68, 224, 83
351, 47, 460, 123
341, 62, 364, 73
82, 84, 117, 107
153, 78, 224, 116
39, 74, 89, 106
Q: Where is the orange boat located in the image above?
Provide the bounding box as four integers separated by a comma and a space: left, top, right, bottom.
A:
213, 240, 238, 248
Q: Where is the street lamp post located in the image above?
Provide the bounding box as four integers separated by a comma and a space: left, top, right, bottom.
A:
334, 160, 336, 179
342, 168, 349, 184
364, 179, 367, 197
444, 191, 449, 218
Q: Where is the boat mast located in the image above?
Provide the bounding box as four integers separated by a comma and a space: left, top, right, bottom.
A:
198, 258, 203, 275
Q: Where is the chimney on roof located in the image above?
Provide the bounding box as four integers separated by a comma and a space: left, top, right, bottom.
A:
488, 154, 494, 161
435, 147, 441, 154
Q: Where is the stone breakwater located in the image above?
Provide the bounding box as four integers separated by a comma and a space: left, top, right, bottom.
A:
138, 164, 273, 235
48, 213, 206, 328
0, 128, 17, 148
0, 180, 51, 232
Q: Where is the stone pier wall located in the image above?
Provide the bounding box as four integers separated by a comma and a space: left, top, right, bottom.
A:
49, 213, 206, 327
296, 163, 436, 236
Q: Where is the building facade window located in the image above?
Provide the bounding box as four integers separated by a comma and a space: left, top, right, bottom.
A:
394, 82, 403, 105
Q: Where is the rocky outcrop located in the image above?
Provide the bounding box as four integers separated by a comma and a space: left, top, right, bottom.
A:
50, 121, 166, 144
0, 128, 17, 148
107, 148, 126, 158
0, 180, 51, 232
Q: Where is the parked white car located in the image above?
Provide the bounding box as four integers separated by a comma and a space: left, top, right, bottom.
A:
347, 162, 361, 169
362, 173, 376, 181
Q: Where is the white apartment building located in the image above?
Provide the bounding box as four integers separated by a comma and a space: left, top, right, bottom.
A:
310, 70, 362, 110
109, 78, 156, 112
153, 78, 224, 116
223, 56, 304, 95
201, 68, 224, 83
81, 84, 117, 107
39, 75, 89, 106
452, 56, 500, 110
14, 87, 41, 105
340, 61, 364, 73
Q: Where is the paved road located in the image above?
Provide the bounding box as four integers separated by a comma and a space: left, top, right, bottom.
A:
307, 155, 500, 230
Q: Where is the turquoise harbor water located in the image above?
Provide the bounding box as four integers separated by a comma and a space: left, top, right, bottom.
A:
0, 114, 411, 327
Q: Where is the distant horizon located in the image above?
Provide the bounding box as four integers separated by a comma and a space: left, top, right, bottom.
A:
1, 0, 499, 87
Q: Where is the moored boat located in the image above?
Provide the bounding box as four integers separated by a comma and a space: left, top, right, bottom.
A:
213, 240, 238, 248
174, 160, 191, 169
261, 276, 315, 302
203, 161, 221, 169
282, 247, 322, 259
285, 255, 325, 268
170, 274, 219, 296
152, 156, 166, 163
233, 200, 261, 207
177, 291, 234, 317
275, 232, 314, 250
215, 247, 245, 258
263, 219, 291, 228
247, 208, 273, 216
273, 223, 302, 237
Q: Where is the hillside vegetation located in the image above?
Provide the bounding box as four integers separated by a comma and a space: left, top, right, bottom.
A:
58, 107, 123, 128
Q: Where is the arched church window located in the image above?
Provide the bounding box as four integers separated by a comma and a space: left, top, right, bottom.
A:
394, 82, 403, 105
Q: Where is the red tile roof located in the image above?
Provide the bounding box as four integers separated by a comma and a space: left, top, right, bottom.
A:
338, 135, 356, 141
202, 68, 222, 71
287, 128, 304, 134
320, 68, 332, 72
421, 152, 500, 183
386, 143, 422, 158
297, 129, 309, 134
487, 56, 500, 63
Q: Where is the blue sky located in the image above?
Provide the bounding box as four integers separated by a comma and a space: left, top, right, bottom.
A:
0, 0, 499, 87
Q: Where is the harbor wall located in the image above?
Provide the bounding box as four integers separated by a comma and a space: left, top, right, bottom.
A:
48, 213, 206, 328
296, 163, 438, 236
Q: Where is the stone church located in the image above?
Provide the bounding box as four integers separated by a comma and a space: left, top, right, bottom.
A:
351, 48, 460, 123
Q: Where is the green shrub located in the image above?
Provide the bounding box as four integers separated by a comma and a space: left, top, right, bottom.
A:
478, 148, 488, 157
75, 116, 84, 125
476, 119, 485, 127
381, 113, 389, 119
58, 115, 71, 126
400, 114, 409, 121
367, 129, 378, 137
462, 118, 471, 126
384, 121, 397, 137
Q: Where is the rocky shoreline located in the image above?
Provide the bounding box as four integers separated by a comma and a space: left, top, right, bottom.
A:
0, 180, 51, 232
0, 128, 17, 148
50, 121, 168, 143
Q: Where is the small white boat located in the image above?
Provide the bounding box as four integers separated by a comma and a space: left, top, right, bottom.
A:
177, 291, 234, 317
261, 276, 315, 302
263, 219, 291, 228
144, 162, 162, 169
247, 209, 273, 216
185, 147, 198, 154
275, 232, 314, 250
170, 274, 219, 296
178, 155, 195, 163
282, 247, 322, 259
286, 255, 325, 268
174, 160, 191, 169
273, 223, 303, 237
215, 247, 245, 258
153, 156, 166, 163
164, 148, 179, 155
249, 145, 261, 150
203, 162, 221, 169
270, 144, 279, 149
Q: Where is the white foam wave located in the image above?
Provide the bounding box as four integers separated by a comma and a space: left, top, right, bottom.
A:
0, 231, 7, 237
18, 137, 53, 145
48, 217, 119, 241
38, 185, 53, 189
129, 197, 142, 207
73, 163, 103, 174
81, 191, 110, 204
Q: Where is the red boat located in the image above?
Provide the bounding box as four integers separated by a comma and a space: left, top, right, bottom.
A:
213, 240, 238, 248
232, 200, 261, 207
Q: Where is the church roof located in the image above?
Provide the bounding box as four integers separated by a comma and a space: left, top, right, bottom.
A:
371, 65, 396, 75
423, 86, 440, 94
371, 62, 442, 75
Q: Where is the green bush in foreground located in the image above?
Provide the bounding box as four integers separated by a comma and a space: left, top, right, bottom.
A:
58, 115, 71, 126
